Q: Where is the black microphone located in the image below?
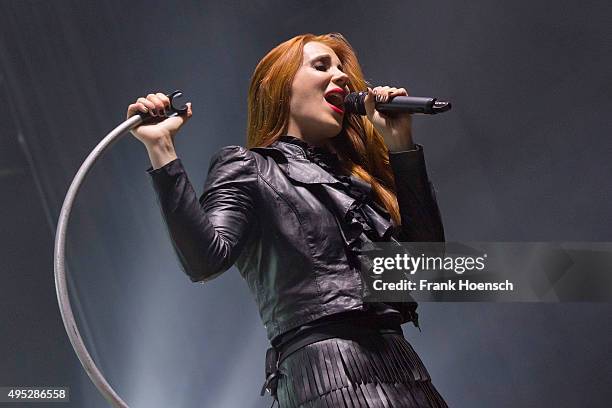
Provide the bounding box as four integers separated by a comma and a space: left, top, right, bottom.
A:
344, 91, 452, 115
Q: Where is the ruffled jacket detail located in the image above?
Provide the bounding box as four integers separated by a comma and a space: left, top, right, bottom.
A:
275, 136, 395, 267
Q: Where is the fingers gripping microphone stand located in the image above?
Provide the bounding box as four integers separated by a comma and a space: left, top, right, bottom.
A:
53, 91, 188, 408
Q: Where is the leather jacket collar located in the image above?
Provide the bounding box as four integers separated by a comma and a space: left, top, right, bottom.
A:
251, 137, 341, 185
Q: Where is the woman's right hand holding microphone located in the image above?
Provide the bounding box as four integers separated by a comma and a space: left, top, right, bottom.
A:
126, 92, 193, 169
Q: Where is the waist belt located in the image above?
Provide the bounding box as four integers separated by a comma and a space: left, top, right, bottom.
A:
259, 321, 403, 399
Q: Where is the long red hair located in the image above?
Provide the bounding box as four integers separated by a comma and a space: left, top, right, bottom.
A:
247, 33, 401, 226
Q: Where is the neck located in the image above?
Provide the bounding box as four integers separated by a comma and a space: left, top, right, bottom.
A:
283, 134, 338, 153
285, 118, 342, 148
288, 133, 324, 147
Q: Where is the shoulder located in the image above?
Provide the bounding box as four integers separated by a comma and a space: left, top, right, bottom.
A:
208, 145, 256, 169
203, 145, 260, 191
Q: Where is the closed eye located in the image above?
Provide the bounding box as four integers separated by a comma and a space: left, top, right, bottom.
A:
311, 54, 344, 73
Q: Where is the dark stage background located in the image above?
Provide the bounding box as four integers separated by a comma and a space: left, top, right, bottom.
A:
2, 1, 611, 406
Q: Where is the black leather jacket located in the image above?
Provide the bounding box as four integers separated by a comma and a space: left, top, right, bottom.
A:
148, 137, 444, 341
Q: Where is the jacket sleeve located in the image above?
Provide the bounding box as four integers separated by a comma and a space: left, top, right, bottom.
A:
147, 145, 259, 283
388, 144, 445, 242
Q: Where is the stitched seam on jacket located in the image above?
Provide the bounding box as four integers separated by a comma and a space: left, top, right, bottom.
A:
251, 154, 325, 329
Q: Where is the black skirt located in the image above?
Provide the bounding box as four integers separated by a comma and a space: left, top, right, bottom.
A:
275, 332, 448, 408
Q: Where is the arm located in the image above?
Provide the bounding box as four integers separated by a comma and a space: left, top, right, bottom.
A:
389, 144, 445, 242
385, 145, 444, 326
148, 146, 258, 282
360, 84, 443, 241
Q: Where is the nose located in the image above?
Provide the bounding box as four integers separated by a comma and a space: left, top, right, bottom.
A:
331, 68, 349, 89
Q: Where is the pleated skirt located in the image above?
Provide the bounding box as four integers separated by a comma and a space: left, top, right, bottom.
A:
275, 333, 447, 408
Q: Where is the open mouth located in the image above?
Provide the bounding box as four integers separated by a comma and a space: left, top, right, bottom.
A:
324, 89, 346, 114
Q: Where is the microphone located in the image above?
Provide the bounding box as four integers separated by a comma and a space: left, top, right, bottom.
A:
344, 91, 452, 115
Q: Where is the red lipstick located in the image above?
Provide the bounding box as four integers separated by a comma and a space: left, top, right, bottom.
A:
324, 88, 347, 114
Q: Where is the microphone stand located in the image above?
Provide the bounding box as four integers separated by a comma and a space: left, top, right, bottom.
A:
53, 91, 187, 408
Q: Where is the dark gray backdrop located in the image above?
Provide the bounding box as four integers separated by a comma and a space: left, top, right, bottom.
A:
1, 0, 611, 407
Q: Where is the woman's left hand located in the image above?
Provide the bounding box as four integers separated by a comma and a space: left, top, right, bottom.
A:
364, 85, 415, 152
